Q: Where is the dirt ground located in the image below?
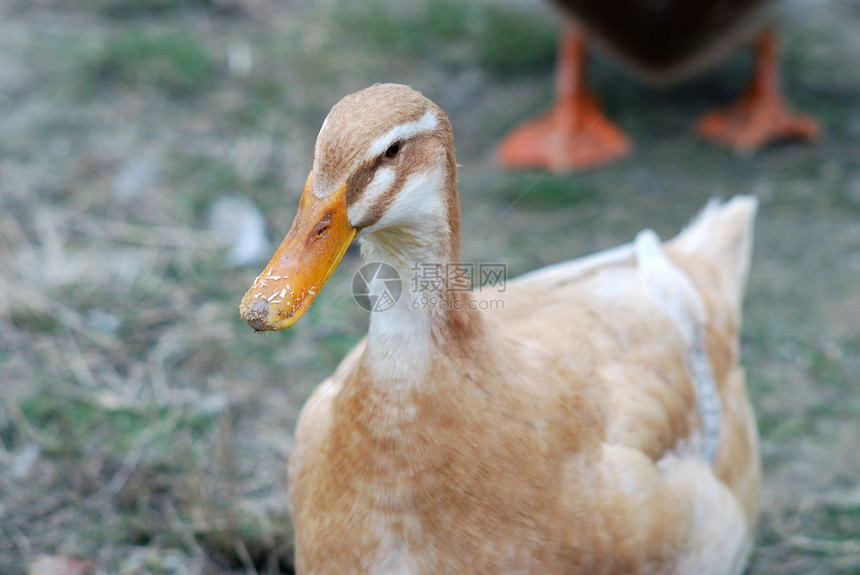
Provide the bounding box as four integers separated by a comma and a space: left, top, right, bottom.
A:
0, 0, 858, 573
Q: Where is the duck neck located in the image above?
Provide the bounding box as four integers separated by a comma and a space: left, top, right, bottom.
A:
341, 230, 484, 471
356, 164, 482, 388
333, 165, 487, 491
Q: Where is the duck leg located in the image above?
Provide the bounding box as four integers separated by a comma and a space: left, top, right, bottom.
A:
497, 24, 630, 172
697, 28, 819, 152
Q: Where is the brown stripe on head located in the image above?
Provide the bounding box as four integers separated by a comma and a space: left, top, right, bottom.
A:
313, 84, 438, 200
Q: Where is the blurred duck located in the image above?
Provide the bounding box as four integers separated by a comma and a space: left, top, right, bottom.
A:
498, 0, 819, 171
240, 84, 761, 574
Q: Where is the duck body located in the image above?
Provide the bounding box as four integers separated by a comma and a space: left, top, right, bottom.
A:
239, 85, 761, 574
289, 224, 760, 575
551, 0, 772, 80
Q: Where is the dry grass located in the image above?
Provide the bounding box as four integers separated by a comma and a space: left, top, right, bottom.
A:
1, 0, 859, 573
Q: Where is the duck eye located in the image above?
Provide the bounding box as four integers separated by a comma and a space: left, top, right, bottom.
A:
384, 141, 401, 159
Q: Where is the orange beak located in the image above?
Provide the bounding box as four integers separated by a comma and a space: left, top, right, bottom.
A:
239, 173, 356, 331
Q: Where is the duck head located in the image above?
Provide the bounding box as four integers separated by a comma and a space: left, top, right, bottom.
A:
239, 84, 460, 331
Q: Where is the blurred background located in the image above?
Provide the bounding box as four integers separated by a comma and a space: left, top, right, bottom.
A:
0, 0, 858, 573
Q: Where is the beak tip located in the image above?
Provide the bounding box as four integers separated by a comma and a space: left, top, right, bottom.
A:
240, 298, 272, 332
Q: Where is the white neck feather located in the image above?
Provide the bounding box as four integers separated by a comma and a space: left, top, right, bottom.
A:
356, 159, 454, 383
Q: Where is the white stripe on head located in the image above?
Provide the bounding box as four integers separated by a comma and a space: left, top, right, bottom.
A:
367, 109, 438, 159
317, 115, 330, 140
311, 114, 334, 199
362, 159, 447, 240
313, 114, 331, 169
347, 167, 396, 226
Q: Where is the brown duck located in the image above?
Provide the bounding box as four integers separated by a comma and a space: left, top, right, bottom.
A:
498, 0, 819, 171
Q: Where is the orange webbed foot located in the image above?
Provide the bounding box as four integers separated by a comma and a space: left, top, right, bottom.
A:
697, 28, 820, 153
697, 93, 819, 153
498, 91, 630, 172
498, 25, 631, 172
